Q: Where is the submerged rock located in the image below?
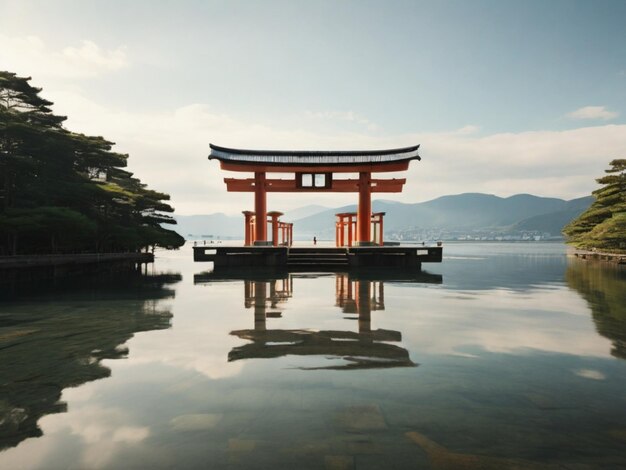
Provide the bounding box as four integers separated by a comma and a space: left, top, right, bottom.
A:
335, 404, 387, 431
406, 431, 563, 470
170, 413, 222, 431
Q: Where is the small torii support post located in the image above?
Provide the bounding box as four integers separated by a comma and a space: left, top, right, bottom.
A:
371, 212, 385, 245
336, 213, 355, 247
208, 144, 420, 245
267, 211, 283, 247
278, 221, 293, 246
335, 212, 385, 247
243, 211, 290, 246
242, 211, 254, 246
336, 274, 386, 314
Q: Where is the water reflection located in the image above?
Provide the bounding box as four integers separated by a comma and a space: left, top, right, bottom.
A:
196, 271, 441, 370
0, 271, 181, 450
566, 259, 626, 360
2, 244, 626, 468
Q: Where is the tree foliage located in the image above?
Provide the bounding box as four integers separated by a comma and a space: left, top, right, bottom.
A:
566, 261, 626, 360
563, 159, 626, 253
0, 71, 184, 254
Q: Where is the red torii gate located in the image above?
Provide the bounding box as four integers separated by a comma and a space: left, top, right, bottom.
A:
208, 144, 420, 245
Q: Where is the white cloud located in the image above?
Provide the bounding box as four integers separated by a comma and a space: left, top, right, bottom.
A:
3, 31, 621, 215
306, 110, 379, 131
27, 88, 626, 216
456, 125, 480, 135
0, 34, 128, 79
61, 40, 128, 72
0, 401, 150, 469
574, 369, 606, 380
390, 285, 614, 359
109, 281, 247, 380
566, 105, 619, 121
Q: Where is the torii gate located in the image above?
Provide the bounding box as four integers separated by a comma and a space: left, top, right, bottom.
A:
208, 144, 421, 245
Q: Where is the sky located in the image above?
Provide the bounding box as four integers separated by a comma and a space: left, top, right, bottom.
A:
1, 0, 625, 215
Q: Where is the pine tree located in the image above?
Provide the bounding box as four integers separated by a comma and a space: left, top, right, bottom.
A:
563, 159, 626, 252
0, 71, 184, 254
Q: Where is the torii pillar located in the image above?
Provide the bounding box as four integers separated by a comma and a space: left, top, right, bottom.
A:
357, 172, 372, 245
242, 211, 254, 246
254, 172, 268, 245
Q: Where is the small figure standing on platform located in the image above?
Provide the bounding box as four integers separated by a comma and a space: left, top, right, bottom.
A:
313, 236, 317, 245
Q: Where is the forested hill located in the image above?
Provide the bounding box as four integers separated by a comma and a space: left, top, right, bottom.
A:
0, 71, 184, 255
290, 193, 593, 237
176, 193, 593, 239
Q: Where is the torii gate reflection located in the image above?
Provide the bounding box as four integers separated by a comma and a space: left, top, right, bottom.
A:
227, 273, 440, 370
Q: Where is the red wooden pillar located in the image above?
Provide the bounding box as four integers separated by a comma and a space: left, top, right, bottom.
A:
357, 280, 371, 334
254, 172, 267, 244
244, 280, 252, 308
289, 224, 293, 246
379, 214, 384, 246
267, 211, 281, 247
357, 172, 371, 245
335, 274, 342, 304
371, 218, 377, 244
254, 281, 267, 332
348, 216, 354, 247
242, 211, 254, 246
339, 215, 345, 247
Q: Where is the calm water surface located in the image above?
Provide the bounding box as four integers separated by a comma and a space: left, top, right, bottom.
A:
1, 242, 625, 469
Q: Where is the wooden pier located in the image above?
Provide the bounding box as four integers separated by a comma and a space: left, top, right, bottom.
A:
0, 252, 154, 269
193, 245, 442, 270
571, 249, 626, 265
0, 252, 154, 282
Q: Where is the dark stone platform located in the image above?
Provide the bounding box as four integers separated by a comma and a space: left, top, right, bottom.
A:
193, 245, 442, 270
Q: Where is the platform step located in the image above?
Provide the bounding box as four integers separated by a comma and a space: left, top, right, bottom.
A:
288, 254, 347, 259
288, 259, 348, 264
287, 249, 349, 268
288, 248, 347, 254
288, 263, 348, 269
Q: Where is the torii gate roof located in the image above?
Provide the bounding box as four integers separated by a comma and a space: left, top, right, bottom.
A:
209, 144, 420, 173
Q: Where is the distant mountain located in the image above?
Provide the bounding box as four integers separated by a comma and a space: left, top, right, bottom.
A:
292, 193, 594, 238
282, 204, 329, 222
511, 196, 594, 235
174, 205, 329, 239
174, 193, 594, 240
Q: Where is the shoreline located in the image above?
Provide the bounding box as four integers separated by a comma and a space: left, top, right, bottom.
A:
0, 252, 154, 283
570, 249, 626, 265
